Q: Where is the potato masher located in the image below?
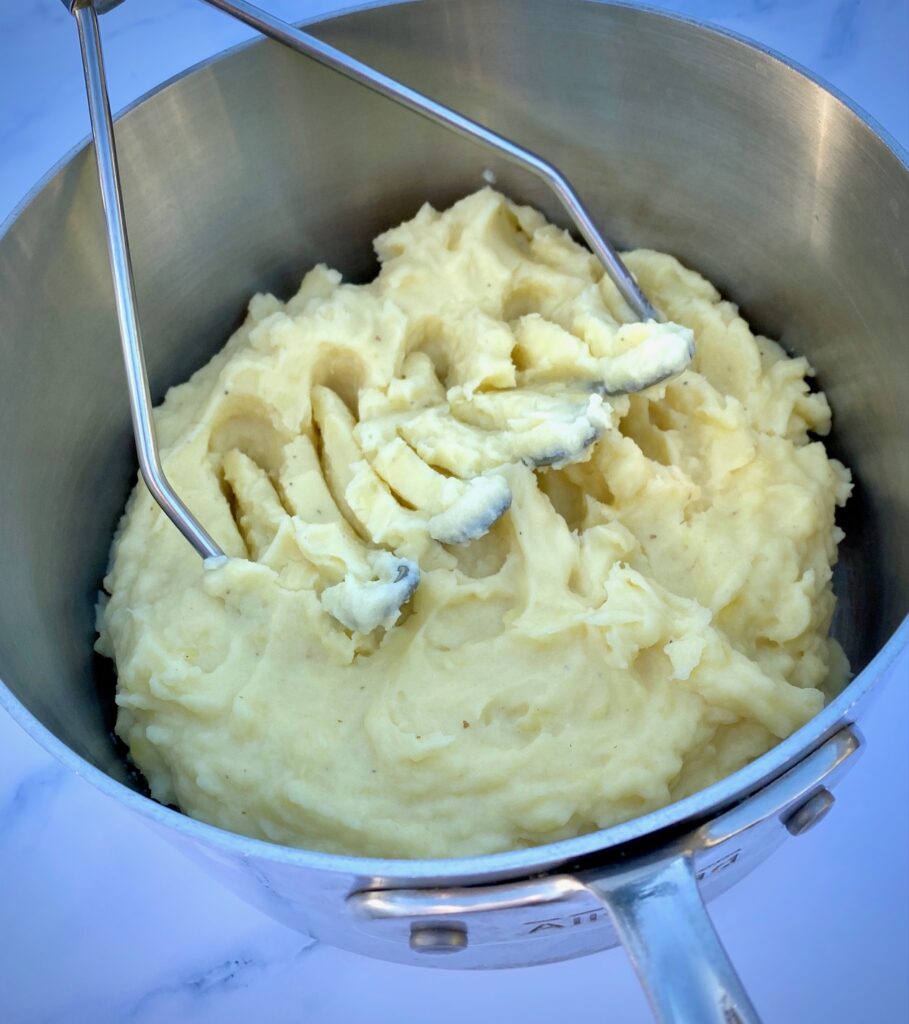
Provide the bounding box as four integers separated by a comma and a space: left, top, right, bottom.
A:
61, 0, 661, 561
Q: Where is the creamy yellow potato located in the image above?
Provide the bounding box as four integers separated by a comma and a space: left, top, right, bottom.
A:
97, 189, 851, 858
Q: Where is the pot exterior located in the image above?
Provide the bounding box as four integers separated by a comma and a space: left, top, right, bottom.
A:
135, 725, 863, 968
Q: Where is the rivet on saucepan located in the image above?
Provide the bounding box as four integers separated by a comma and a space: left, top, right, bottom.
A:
409, 923, 468, 954
783, 787, 835, 836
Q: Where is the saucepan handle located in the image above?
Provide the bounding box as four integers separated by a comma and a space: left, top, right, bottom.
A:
589, 854, 761, 1024
350, 728, 860, 1018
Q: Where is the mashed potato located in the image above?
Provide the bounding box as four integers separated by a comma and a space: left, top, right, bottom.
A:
97, 189, 851, 858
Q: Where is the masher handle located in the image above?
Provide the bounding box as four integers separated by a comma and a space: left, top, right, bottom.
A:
72, 3, 224, 560
201, 0, 658, 323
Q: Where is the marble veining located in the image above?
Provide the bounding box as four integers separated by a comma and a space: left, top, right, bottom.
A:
121, 941, 318, 1024
821, 0, 861, 61
0, 2, 907, 1023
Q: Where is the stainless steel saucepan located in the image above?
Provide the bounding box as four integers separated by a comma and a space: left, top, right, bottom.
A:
0, 2, 906, 1021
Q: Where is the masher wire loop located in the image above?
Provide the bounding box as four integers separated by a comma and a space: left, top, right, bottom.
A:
65, 0, 658, 558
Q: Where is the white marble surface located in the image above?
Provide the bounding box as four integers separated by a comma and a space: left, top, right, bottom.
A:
1, 2, 907, 1022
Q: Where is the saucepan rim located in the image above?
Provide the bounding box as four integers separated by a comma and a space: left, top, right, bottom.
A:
1, 0, 907, 884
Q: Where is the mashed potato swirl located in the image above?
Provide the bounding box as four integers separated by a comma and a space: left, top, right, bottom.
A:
97, 189, 850, 857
